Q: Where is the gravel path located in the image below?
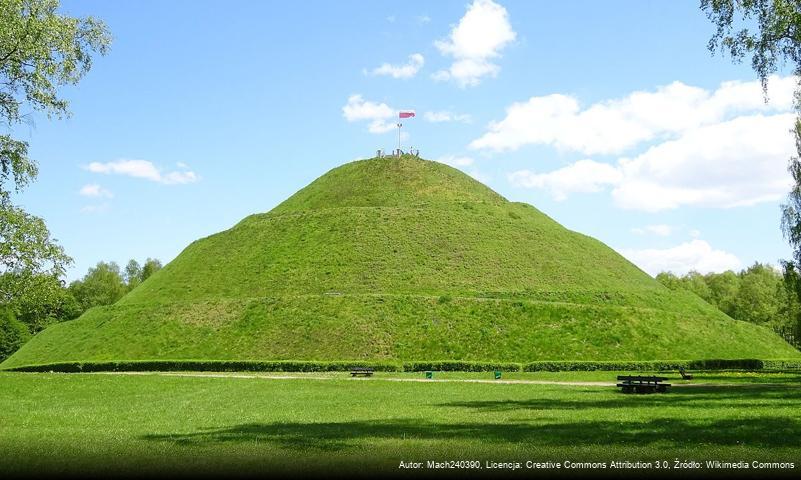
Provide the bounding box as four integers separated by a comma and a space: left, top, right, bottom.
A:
88, 371, 762, 388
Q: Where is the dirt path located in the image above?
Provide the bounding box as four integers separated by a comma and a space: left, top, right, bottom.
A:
88, 371, 760, 388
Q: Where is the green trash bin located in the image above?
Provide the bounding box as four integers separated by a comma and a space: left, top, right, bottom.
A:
494, 371, 502, 380
425, 371, 433, 379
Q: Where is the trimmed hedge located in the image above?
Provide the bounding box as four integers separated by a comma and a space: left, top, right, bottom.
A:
523, 361, 684, 372
3, 358, 800, 373
3, 360, 403, 373
402, 361, 523, 372
523, 359, 801, 372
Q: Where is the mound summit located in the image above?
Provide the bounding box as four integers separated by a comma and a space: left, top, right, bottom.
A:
3, 156, 797, 368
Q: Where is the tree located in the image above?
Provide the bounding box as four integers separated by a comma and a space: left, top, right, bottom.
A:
0, 0, 110, 324
4, 272, 79, 333
702, 1, 801, 314
734, 263, 783, 327
68, 261, 126, 311
124, 259, 142, 290
780, 260, 801, 336
704, 270, 741, 316
683, 271, 714, 303
655, 272, 683, 290
0, 305, 29, 361
703, 0, 801, 94
140, 257, 162, 282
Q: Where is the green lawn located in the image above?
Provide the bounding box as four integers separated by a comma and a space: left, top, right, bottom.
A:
1, 371, 800, 476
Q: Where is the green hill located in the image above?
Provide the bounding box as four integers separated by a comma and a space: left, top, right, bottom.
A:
3, 156, 798, 369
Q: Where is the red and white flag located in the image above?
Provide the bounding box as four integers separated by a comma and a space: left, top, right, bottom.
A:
399, 111, 415, 119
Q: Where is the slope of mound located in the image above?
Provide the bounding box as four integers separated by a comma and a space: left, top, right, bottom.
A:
3, 157, 798, 368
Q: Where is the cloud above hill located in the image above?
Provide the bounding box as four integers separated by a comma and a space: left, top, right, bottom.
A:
369, 53, 424, 79
424, 111, 472, 123
79, 183, 113, 198
472, 75, 795, 154
501, 76, 797, 211
509, 113, 794, 211
621, 240, 741, 276
433, 0, 516, 87
342, 94, 397, 133
85, 160, 198, 185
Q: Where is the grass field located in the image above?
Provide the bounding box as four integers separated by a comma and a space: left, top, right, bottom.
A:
2, 371, 800, 477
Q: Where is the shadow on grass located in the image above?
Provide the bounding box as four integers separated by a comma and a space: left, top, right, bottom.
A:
441, 384, 801, 411
142, 416, 801, 452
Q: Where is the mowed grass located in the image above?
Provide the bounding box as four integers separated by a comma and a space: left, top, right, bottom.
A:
1, 371, 800, 476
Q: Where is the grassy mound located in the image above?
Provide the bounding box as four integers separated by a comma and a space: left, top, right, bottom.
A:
3, 156, 798, 368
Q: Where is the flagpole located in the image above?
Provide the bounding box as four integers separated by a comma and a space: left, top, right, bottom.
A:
397, 122, 401, 156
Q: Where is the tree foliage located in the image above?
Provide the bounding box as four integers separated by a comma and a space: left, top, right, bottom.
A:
657, 263, 799, 338
703, 0, 801, 93
68, 257, 162, 313
1, 0, 111, 195
702, 2, 801, 318
0, 305, 29, 361
140, 257, 162, 282
68, 261, 126, 312
0, 0, 110, 350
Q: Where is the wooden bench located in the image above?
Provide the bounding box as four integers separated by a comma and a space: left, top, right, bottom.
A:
350, 367, 374, 377
616, 375, 671, 394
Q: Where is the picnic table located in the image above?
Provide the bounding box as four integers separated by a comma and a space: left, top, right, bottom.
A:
350, 367, 374, 377
616, 375, 671, 394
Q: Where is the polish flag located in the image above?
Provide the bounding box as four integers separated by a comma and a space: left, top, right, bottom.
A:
399, 111, 415, 118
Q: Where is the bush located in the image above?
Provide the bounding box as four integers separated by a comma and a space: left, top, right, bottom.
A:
3, 360, 403, 373
521, 359, 801, 372
4, 358, 801, 373
403, 361, 522, 372
522, 361, 686, 372
0, 307, 30, 362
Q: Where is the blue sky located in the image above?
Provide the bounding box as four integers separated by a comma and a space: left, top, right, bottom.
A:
9, 0, 797, 281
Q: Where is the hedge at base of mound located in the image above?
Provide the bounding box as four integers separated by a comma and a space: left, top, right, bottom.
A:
3, 358, 801, 373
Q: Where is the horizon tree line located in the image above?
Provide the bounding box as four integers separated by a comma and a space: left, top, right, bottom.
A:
656, 262, 801, 345
0, 258, 162, 360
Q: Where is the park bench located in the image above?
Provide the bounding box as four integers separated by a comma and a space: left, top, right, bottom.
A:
350, 367, 374, 377
679, 367, 694, 380
616, 375, 671, 394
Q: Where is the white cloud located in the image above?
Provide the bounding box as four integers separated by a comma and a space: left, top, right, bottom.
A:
80, 203, 111, 214
437, 155, 475, 167
342, 94, 394, 122
343, 94, 411, 134
508, 159, 622, 201
505, 112, 795, 211
611, 113, 795, 211
370, 53, 424, 79
471, 75, 795, 155
631, 224, 672, 236
621, 240, 741, 276
79, 183, 113, 198
433, 0, 516, 87
85, 159, 198, 185
417, 15, 431, 25
424, 111, 472, 123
